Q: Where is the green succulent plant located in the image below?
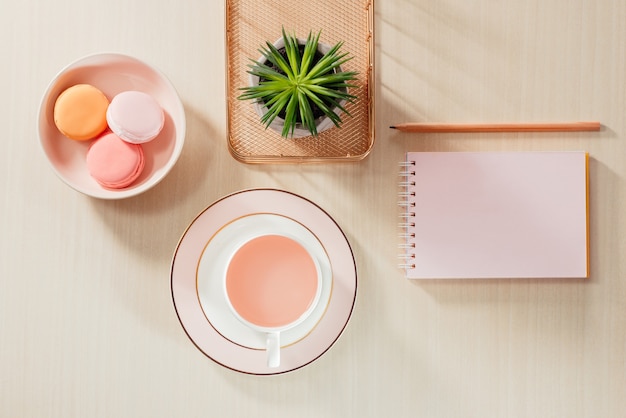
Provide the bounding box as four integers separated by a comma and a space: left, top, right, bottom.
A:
238, 28, 359, 138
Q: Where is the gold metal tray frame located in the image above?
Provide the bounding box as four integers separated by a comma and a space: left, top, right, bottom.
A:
226, 0, 374, 163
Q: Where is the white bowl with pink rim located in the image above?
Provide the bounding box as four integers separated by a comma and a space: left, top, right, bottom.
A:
37, 52, 185, 199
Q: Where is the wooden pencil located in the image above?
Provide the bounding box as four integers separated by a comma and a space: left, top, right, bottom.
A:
389, 121, 601, 133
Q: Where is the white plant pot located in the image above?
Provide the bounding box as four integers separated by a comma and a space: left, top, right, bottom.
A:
249, 37, 346, 138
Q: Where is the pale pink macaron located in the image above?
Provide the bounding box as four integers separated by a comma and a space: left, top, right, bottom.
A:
86, 133, 145, 189
106, 91, 165, 144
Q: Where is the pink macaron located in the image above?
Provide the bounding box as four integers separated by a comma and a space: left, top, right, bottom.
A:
86, 133, 145, 189
106, 91, 165, 144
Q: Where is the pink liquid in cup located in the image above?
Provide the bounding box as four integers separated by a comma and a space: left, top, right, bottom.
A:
226, 235, 319, 329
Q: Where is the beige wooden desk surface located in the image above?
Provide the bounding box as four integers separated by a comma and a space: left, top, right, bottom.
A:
1, 1, 625, 417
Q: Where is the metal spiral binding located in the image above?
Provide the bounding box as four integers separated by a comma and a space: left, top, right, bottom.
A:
398, 160, 417, 271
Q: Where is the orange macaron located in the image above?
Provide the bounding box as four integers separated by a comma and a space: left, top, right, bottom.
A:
53, 84, 109, 141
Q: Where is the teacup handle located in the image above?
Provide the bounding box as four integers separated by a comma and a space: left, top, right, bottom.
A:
266, 331, 280, 368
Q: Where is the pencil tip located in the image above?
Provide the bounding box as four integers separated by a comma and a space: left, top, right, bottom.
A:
389, 126, 397, 129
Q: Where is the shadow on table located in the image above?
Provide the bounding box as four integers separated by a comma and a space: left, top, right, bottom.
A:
89, 103, 218, 261
85, 103, 221, 340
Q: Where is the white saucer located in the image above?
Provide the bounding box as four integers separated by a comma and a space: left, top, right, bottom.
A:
197, 213, 333, 349
171, 189, 357, 375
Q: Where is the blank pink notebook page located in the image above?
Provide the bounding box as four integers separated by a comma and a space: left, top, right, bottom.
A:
403, 152, 589, 279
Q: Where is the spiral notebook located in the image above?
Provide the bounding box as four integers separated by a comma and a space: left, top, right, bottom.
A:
399, 152, 589, 279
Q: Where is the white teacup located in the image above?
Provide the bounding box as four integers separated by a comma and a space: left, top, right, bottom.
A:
224, 234, 323, 368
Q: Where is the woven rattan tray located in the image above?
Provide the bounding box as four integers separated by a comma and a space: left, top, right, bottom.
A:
225, 0, 374, 163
